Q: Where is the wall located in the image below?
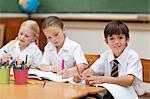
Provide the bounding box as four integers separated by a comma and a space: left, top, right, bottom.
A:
65, 22, 150, 59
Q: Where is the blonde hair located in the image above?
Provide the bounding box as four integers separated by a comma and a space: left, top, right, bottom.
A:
20, 20, 40, 45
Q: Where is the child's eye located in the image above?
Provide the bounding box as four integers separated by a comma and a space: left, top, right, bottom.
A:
118, 36, 123, 39
20, 32, 23, 35
24, 34, 30, 38
48, 37, 51, 39
54, 33, 58, 36
25, 35, 29, 38
109, 37, 114, 40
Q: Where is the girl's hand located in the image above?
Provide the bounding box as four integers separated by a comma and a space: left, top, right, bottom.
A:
73, 74, 82, 83
2, 54, 12, 63
40, 65, 51, 72
85, 75, 105, 85
50, 65, 58, 73
60, 69, 74, 79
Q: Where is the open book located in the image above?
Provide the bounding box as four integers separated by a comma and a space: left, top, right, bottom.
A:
28, 69, 73, 83
94, 83, 138, 99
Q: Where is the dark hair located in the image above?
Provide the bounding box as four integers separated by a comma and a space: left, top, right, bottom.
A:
104, 20, 129, 39
42, 16, 64, 30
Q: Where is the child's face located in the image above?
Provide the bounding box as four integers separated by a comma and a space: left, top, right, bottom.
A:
43, 26, 65, 48
105, 34, 129, 57
18, 27, 36, 47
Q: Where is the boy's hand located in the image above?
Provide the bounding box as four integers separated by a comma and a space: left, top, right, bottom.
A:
85, 75, 105, 85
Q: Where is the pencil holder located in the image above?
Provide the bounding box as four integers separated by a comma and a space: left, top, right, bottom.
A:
0, 68, 10, 84
13, 69, 28, 85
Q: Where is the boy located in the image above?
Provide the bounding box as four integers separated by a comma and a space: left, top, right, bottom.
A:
73, 20, 144, 97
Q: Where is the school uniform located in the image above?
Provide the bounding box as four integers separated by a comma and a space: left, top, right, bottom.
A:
41, 37, 88, 69
0, 40, 42, 67
90, 47, 144, 96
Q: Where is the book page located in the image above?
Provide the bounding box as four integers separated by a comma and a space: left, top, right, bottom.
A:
71, 79, 138, 99
28, 69, 73, 83
93, 83, 138, 99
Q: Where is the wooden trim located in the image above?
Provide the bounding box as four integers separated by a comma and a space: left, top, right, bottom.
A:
64, 21, 150, 31
63, 17, 150, 22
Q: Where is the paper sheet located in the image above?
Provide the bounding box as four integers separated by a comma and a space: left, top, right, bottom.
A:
94, 83, 138, 99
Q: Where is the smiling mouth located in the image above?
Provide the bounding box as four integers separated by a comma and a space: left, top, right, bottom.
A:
114, 45, 121, 48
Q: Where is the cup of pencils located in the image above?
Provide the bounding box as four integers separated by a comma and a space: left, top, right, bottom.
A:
13, 56, 31, 85
0, 60, 12, 84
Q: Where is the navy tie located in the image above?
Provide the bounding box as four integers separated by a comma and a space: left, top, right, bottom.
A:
111, 60, 119, 77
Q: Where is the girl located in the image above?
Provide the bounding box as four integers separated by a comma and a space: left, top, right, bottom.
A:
40, 16, 88, 78
0, 20, 42, 68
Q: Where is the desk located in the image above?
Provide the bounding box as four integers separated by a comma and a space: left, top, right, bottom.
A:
0, 80, 106, 99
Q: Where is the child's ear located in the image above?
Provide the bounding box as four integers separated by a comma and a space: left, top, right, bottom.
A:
104, 39, 108, 44
62, 25, 66, 34
126, 37, 130, 42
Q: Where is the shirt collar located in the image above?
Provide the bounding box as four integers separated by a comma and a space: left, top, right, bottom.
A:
15, 40, 20, 49
117, 47, 128, 66
15, 40, 36, 50
108, 47, 128, 65
61, 37, 71, 51
47, 37, 71, 51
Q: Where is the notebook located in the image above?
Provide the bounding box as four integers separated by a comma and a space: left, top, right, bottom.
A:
28, 69, 73, 83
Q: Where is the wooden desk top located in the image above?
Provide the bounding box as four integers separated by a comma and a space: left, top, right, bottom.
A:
0, 80, 106, 99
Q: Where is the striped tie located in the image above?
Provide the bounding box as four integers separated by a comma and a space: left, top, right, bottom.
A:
111, 60, 119, 77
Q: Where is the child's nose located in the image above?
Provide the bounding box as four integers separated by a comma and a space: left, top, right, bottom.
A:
20, 35, 25, 40
114, 38, 119, 43
52, 37, 57, 42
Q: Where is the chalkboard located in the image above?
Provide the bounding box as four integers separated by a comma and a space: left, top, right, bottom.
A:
0, 0, 149, 13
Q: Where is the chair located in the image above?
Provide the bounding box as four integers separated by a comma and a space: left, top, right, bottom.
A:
0, 24, 5, 48
84, 54, 100, 66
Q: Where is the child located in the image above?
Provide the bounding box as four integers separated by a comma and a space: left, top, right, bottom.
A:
39, 16, 88, 78
0, 20, 42, 68
73, 20, 144, 96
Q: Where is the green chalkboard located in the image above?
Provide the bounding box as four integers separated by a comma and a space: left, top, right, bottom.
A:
0, 0, 149, 13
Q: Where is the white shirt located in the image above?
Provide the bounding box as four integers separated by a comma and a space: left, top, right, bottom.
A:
41, 37, 87, 69
91, 47, 144, 95
0, 40, 42, 67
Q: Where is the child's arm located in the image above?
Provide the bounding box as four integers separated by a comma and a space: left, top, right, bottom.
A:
1, 54, 12, 63
85, 74, 135, 87
39, 64, 58, 72
73, 68, 94, 83
39, 64, 51, 71
61, 63, 88, 78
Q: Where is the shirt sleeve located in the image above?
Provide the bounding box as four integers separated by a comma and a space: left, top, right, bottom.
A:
126, 52, 143, 81
40, 45, 51, 65
73, 44, 88, 65
0, 42, 11, 59
90, 54, 105, 75
32, 48, 42, 67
